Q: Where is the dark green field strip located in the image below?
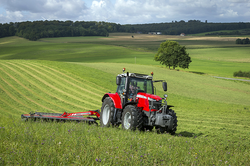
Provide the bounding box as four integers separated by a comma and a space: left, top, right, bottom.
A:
178, 115, 250, 125
178, 112, 250, 125
179, 122, 250, 135
0, 65, 76, 113
177, 108, 250, 121
0, 70, 57, 113
7, 62, 100, 109
25, 62, 103, 101
13, 62, 101, 107
2, 63, 95, 111
178, 118, 250, 132
28, 62, 108, 96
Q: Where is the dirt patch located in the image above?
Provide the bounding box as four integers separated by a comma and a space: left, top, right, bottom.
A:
0, 41, 13, 45
106, 33, 241, 42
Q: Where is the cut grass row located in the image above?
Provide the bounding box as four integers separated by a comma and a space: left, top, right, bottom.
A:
0, 65, 83, 113
0, 60, 106, 116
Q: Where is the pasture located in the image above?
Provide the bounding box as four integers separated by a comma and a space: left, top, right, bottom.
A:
0, 34, 250, 165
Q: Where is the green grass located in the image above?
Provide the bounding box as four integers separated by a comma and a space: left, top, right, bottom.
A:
0, 34, 250, 165
1, 116, 249, 166
1, 36, 250, 78
188, 47, 250, 62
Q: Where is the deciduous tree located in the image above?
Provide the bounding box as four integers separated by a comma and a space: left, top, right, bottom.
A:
154, 40, 191, 69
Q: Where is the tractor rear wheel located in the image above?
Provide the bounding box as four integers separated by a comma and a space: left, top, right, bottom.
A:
100, 97, 115, 127
122, 105, 143, 131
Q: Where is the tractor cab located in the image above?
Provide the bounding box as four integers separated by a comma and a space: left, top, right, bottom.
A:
116, 68, 167, 107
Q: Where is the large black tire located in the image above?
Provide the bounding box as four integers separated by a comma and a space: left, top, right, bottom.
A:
122, 105, 143, 131
100, 97, 115, 127
144, 126, 154, 131
166, 109, 178, 135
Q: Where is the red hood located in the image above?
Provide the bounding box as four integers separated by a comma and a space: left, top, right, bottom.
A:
136, 92, 162, 101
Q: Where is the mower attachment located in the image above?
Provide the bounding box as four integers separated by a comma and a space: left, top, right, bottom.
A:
21, 110, 100, 124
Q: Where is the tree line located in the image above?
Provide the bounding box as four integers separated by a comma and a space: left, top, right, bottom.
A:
1, 20, 250, 41
205, 29, 250, 36
0, 20, 123, 41
124, 20, 250, 35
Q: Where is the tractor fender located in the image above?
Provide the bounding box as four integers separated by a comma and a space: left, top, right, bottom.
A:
123, 102, 137, 110
102, 93, 122, 109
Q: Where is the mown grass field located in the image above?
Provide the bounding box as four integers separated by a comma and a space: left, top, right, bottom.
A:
0, 34, 250, 165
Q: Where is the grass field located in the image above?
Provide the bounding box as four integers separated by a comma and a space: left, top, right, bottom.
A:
0, 34, 250, 165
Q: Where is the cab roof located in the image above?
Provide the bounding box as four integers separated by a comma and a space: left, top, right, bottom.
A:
118, 72, 153, 80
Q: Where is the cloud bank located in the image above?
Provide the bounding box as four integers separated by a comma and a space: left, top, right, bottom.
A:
0, 0, 249, 24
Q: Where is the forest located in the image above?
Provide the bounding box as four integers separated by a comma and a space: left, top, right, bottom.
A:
1, 20, 250, 41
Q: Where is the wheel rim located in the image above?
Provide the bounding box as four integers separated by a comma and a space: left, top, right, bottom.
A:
123, 112, 131, 129
102, 104, 110, 125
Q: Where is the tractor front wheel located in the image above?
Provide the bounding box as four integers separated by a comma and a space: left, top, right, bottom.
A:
166, 109, 178, 135
122, 105, 143, 130
100, 97, 115, 127
156, 109, 178, 134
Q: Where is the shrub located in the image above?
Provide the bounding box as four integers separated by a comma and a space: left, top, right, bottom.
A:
234, 70, 250, 78
236, 38, 249, 44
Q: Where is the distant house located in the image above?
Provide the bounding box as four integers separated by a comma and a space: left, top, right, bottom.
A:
148, 32, 161, 35
148, 32, 156, 35
180, 33, 185, 36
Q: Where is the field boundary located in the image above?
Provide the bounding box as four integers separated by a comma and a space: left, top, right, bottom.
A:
213, 76, 250, 82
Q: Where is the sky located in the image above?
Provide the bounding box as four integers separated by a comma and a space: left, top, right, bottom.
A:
0, 0, 250, 24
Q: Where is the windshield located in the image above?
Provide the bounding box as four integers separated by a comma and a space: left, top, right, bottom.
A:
129, 77, 153, 94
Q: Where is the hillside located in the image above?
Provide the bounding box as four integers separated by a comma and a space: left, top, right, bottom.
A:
0, 34, 250, 165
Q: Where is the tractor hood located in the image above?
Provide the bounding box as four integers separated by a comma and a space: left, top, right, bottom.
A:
136, 92, 162, 101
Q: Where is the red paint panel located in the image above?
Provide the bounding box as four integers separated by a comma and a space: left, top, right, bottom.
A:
105, 93, 122, 109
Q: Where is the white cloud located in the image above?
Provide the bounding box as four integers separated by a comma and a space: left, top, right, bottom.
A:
0, 0, 249, 24
89, 0, 114, 21
220, 9, 238, 18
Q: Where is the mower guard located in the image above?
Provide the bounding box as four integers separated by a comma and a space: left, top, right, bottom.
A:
21, 110, 100, 124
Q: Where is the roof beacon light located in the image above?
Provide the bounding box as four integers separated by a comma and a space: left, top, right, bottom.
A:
151, 72, 154, 76
123, 68, 126, 73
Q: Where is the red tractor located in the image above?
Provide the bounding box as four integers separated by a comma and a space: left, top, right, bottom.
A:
21, 68, 177, 134
100, 68, 178, 134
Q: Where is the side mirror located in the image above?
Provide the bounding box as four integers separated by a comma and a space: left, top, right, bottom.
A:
116, 76, 121, 85
162, 82, 167, 91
